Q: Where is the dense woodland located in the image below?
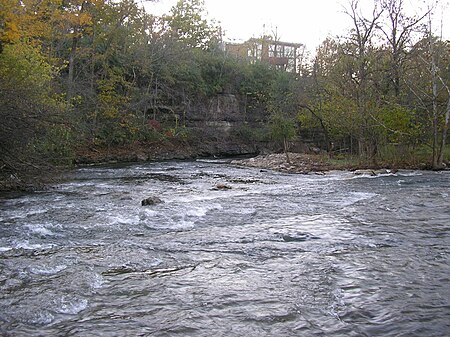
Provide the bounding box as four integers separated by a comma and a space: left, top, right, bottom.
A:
0, 0, 449, 188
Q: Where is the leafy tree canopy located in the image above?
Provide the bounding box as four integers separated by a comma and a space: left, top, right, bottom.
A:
168, 0, 220, 50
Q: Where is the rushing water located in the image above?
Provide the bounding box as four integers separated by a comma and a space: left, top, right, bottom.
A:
0, 160, 449, 336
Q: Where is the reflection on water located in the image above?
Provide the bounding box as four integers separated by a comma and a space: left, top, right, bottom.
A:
0, 161, 449, 336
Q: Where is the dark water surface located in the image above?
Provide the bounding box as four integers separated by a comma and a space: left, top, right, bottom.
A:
0, 161, 449, 336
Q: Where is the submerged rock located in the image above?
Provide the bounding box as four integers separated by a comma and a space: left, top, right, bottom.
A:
141, 196, 163, 206
213, 183, 232, 190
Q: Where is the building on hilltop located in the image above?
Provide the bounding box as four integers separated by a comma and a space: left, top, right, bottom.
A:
225, 36, 306, 74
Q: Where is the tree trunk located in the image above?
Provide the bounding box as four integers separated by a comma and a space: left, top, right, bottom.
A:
437, 96, 450, 168
283, 138, 291, 164
301, 105, 331, 154
392, 54, 401, 97
67, 35, 78, 105
431, 41, 439, 169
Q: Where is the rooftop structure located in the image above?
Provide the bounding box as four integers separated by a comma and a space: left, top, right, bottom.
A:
226, 36, 305, 74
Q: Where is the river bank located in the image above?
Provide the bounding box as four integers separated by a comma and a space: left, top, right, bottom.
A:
0, 139, 445, 192
0, 138, 257, 192
74, 141, 436, 173
229, 152, 436, 174
73, 146, 425, 177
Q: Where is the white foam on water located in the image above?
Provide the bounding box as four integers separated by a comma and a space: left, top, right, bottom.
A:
397, 170, 423, 177
29, 310, 54, 325
196, 158, 230, 164
149, 257, 163, 267
145, 213, 196, 231
186, 207, 208, 217
186, 203, 222, 217
13, 240, 55, 251
169, 186, 257, 204
139, 209, 158, 218
107, 213, 140, 226
27, 208, 49, 216
90, 273, 104, 290
173, 217, 196, 230
3, 211, 28, 220
139, 212, 155, 223
350, 173, 389, 180
172, 193, 226, 203
89, 274, 105, 289
341, 191, 378, 207
30, 264, 67, 275
55, 296, 88, 315
0, 246, 12, 252
25, 224, 56, 237
349, 170, 423, 180
141, 201, 226, 230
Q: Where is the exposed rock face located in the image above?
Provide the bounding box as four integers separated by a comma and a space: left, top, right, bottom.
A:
186, 93, 252, 124
141, 196, 163, 206
208, 94, 242, 123
157, 93, 270, 157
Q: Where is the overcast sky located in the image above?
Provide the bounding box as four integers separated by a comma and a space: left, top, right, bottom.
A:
144, 0, 449, 52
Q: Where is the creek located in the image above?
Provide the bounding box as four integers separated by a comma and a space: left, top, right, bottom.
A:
0, 160, 449, 336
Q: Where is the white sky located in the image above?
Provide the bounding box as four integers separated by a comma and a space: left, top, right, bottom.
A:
144, 0, 449, 53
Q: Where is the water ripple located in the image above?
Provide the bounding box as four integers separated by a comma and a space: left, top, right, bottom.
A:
0, 163, 449, 336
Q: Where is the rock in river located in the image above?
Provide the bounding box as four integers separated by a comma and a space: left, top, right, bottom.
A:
213, 183, 232, 190
141, 196, 164, 206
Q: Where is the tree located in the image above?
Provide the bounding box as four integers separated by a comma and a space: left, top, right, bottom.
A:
402, 34, 449, 168
269, 113, 297, 164
0, 42, 62, 177
61, 0, 96, 104
0, 0, 20, 52
266, 70, 301, 163
304, 37, 343, 154
167, 0, 220, 50
378, 0, 428, 98
344, 0, 384, 161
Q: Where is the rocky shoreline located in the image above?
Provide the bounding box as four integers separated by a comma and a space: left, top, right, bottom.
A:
229, 152, 427, 175
230, 153, 336, 174
0, 146, 444, 193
